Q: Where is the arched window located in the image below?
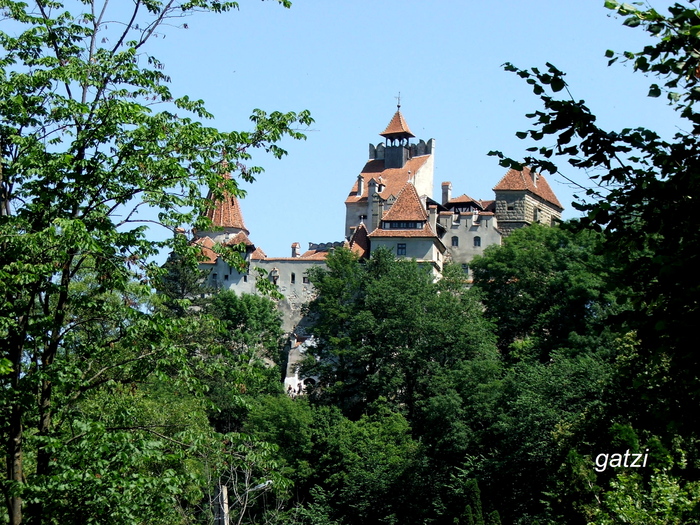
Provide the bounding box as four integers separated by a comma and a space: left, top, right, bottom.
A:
474, 236, 481, 247
451, 236, 459, 247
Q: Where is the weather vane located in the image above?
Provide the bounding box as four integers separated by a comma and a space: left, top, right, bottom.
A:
395, 92, 401, 109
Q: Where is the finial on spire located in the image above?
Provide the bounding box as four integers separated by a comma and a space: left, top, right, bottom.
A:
395, 91, 401, 109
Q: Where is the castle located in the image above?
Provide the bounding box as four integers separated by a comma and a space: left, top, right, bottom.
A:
192, 106, 563, 312
190, 106, 563, 391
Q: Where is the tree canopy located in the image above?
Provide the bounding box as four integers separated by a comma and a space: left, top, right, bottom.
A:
0, 1, 311, 523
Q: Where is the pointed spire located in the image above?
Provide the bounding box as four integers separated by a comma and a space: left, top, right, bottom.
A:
379, 108, 415, 140
204, 175, 249, 234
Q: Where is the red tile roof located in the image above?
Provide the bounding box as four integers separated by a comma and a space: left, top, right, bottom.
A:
224, 231, 254, 247
493, 167, 563, 210
381, 183, 428, 222
250, 247, 267, 260
264, 251, 328, 261
192, 236, 218, 264
379, 110, 415, 139
204, 178, 249, 233
345, 155, 430, 204
299, 250, 329, 260
481, 199, 496, 211
448, 194, 479, 205
348, 222, 370, 258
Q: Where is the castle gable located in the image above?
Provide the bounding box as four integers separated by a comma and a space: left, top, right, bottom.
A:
493, 167, 563, 210
381, 183, 428, 222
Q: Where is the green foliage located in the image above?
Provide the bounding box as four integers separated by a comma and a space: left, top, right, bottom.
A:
470, 223, 621, 360
304, 248, 498, 420
0, 1, 311, 523
156, 251, 214, 315
587, 469, 700, 525
490, 0, 700, 435
483, 1, 700, 521
23, 380, 212, 525
306, 404, 420, 525
244, 395, 315, 484
208, 290, 284, 357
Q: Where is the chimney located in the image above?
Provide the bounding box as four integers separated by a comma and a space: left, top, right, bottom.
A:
441, 181, 452, 205
428, 205, 437, 232
367, 179, 377, 231
291, 242, 301, 257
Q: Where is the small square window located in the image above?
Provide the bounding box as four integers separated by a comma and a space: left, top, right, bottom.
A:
397, 243, 407, 256
303, 276, 310, 284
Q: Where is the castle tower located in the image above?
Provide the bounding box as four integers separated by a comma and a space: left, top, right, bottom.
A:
493, 167, 563, 236
379, 108, 414, 169
196, 174, 250, 244
345, 106, 435, 239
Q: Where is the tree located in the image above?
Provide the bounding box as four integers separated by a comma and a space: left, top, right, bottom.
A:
303, 248, 498, 421
204, 291, 285, 434
483, 1, 700, 521
489, 0, 700, 436
0, 1, 312, 522
304, 404, 420, 525
470, 223, 622, 361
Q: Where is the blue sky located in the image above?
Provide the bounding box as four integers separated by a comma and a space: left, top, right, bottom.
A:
147, 0, 681, 258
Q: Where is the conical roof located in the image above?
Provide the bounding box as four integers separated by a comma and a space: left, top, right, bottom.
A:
379, 109, 415, 140
204, 176, 250, 234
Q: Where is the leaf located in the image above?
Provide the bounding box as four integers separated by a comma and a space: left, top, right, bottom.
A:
648, 84, 661, 97
551, 77, 566, 92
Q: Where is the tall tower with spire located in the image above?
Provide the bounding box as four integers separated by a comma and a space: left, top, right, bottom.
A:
196, 175, 250, 244
344, 106, 435, 238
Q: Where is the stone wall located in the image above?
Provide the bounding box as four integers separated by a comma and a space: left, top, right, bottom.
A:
494, 192, 562, 236
439, 213, 501, 263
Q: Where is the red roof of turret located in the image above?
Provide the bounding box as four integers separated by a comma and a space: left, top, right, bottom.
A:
204, 176, 249, 234
379, 110, 415, 139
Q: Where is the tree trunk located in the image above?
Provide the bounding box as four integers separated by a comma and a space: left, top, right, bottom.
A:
7, 334, 24, 525
7, 402, 23, 525
214, 485, 230, 525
